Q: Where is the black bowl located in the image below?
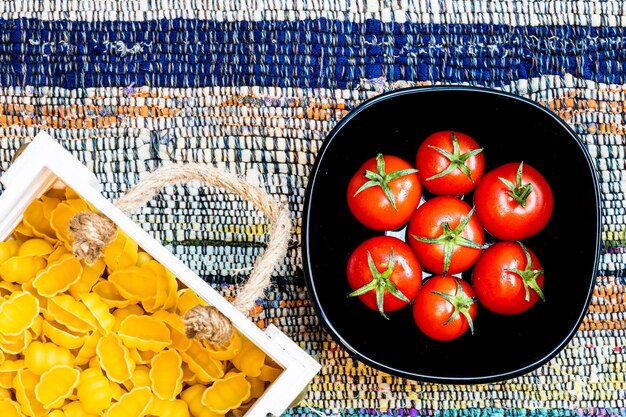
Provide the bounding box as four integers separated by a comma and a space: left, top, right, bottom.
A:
302, 86, 601, 383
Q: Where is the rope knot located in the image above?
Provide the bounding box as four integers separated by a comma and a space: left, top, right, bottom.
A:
68, 211, 117, 265
183, 305, 233, 345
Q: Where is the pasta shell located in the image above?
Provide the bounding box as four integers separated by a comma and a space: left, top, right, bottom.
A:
42, 321, 87, 350
112, 304, 144, 332
80, 293, 115, 333
76, 368, 113, 414
117, 315, 170, 352
0, 255, 47, 284
108, 381, 127, 402
34, 365, 80, 410
0, 240, 19, 263
73, 331, 102, 367
180, 385, 222, 417
62, 401, 100, 417
17, 239, 54, 257
68, 259, 105, 299
149, 398, 190, 417
32, 254, 83, 297
104, 386, 153, 417
96, 333, 135, 383
176, 289, 207, 316
23, 200, 58, 243
103, 231, 138, 272
128, 366, 151, 390
47, 295, 97, 333
24, 341, 74, 375
91, 281, 135, 309
0, 331, 32, 355
0, 291, 39, 336
20, 281, 48, 312
150, 349, 183, 401
13, 369, 46, 417
108, 266, 157, 308
201, 372, 250, 414
0, 281, 20, 299
150, 310, 191, 352
0, 360, 24, 389
178, 340, 224, 384
0, 398, 23, 417
203, 330, 242, 361
231, 337, 266, 378
0, 387, 11, 399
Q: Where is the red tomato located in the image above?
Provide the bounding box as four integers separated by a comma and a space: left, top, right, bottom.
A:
407, 196, 485, 275
416, 131, 485, 196
347, 154, 421, 231
412, 276, 477, 341
471, 242, 545, 315
473, 162, 553, 240
346, 236, 422, 319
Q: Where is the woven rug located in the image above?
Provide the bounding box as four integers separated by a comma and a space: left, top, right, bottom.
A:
0, 1, 624, 416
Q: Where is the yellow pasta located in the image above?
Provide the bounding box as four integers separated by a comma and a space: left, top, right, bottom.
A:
68, 259, 105, 300
151, 310, 191, 352
258, 363, 282, 383
149, 398, 190, 417
117, 315, 170, 352
13, 368, 46, 417
230, 337, 266, 378
28, 316, 43, 340
76, 368, 113, 414
42, 321, 87, 350
108, 381, 127, 402
108, 266, 157, 308
80, 293, 115, 333
23, 341, 74, 376
91, 281, 134, 309
0, 398, 25, 417
17, 239, 54, 257
201, 372, 250, 414
62, 401, 99, 417
96, 333, 135, 384
150, 349, 183, 401
104, 386, 153, 417
23, 199, 58, 243
0, 188, 273, 416
0, 360, 24, 389
0, 291, 39, 336
111, 304, 144, 332
0, 281, 20, 298
0, 255, 47, 284
176, 289, 207, 316
34, 365, 80, 410
203, 330, 242, 361
32, 254, 83, 297
73, 331, 101, 367
102, 231, 138, 272
127, 366, 151, 390
180, 385, 222, 417
0, 240, 19, 264
46, 295, 97, 333
0, 330, 32, 355
178, 340, 225, 384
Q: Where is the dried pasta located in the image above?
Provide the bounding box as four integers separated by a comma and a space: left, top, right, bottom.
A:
0, 188, 281, 416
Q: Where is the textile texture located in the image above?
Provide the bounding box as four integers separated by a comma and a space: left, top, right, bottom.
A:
0, 1, 624, 415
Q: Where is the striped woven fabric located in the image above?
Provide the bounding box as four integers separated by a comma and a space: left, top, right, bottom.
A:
0, 1, 624, 415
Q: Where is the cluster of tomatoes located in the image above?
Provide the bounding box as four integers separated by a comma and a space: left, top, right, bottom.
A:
345, 131, 553, 341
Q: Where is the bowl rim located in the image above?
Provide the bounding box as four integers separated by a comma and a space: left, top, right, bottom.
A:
302, 84, 602, 384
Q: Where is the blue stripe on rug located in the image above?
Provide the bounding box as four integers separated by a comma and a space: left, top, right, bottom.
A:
1, 18, 624, 89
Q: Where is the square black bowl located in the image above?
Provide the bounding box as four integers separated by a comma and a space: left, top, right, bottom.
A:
302, 86, 601, 383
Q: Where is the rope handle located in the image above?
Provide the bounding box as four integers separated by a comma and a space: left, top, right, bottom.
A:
69, 163, 291, 345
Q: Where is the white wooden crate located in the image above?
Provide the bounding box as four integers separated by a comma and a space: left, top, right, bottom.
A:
0, 131, 320, 417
